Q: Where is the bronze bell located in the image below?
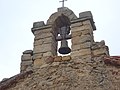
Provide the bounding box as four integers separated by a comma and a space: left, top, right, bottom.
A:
59, 40, 71, 54
57, 26, 71, 54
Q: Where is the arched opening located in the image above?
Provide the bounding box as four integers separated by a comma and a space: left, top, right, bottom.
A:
52, 14, 71, 56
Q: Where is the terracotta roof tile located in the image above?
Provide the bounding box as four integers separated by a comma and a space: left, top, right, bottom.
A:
104, 56, 120, 66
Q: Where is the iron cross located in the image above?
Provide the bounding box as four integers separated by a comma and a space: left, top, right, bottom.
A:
59, 0, 67, 7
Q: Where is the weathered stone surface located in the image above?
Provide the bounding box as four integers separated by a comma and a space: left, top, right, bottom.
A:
0, 70, 33, 90
71, 22, 83, 28
43, 37, 54, 44
23, 50, 33, 55
47, 7, 77, 25
8, 56, 114, 90
81, 29, 92, 35
54, 56, 62, 62
71, 31, 82, 37
21, 54, 32, 61
20, 65, 27, 71
33, 21, 45, 28
79, 11, 93, 19
71, 48, 91, 58
51, 62, 60, 67
10, 7, 120, 90
71, 24, 92, 32
34, 36, 56, 46
79, 11, 96, 30
35, 33, 53, 40
72, 35, 92, 45
92, 40, 105, 50
33, 59, 45, 67
71, 51, 80, 58
21, 60, 33, 66
62, 56, 71, 61
25, 66, 33, 72
80, 42, 92, 49
44, 56, 54, 64
79, 48, 91, 56
33, 44, 53, 53
92, 47, 109, 56
82, 20, 91, 25
72, 42, 91, 51
33, 28, 53, 35
43, 52, 53, 57
34, 39, 43, 45
32, 53, 43, 60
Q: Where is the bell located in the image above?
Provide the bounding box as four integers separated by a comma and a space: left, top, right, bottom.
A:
58, 40, 71, 54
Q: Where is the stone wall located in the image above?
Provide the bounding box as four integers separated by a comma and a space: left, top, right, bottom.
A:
19, 6, 110, 79
31, 22, 58, 69
9, 56, 115, 90
20, 50, 33, 73
14, 7, 120, 90
71, 19, 94, 60
21, 8, 109, 72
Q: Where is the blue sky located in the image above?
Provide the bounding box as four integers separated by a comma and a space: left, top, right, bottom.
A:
0, 0, 120, 81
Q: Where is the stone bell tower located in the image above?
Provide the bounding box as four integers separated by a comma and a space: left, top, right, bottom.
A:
0, 5, 118, 90
1, 6, 120, 90
20, 7, 109, 72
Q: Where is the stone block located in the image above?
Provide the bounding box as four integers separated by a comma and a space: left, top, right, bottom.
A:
79, 48, 91, 56
79, 11, 93, 19
20, 65, 27, 71
82, 20, 91, 25
71, 36, 80, 45
71, 31, 82, 37
71, 51, 80, 59
62, 56, 71, 61
21, 60, 33, 66
23, 50, 33, 55
35, 33, 53, 40
71, 24, 92, 32
81, 29, 92, 35
79, 11, 96, 30
72, 35, 92, 45
34, 39, 43, 46
21, 54, 32, 61
80, 42, 91, 49
43, 37, 55, 44
71, 48, 91, 59
92, 47, 109, 56
32, 53, 43, 60
33, 21, 45, 28
34, 36, 56, 46
68, 13, 78, 21
34, 59, 45, 66
45, 56, 54, 64
72, 44, 80, 51
71, 22, 83, 28
51, 62, 60, 67
33, 28, 53, 35
33, 43, 53, 53
26, 66, 33, 71
43, 52, 53, 57
54, 56, 62, 62
72, 42, 91, 51
81, 55, 92, 62
92, 40, 105, 50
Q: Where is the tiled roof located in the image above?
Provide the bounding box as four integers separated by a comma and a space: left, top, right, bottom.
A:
104, 56, 120, 66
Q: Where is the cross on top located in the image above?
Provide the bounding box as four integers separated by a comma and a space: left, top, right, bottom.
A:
59, 0, 67, 7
